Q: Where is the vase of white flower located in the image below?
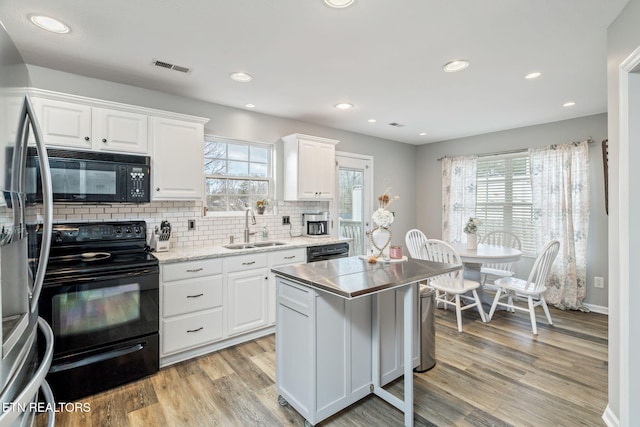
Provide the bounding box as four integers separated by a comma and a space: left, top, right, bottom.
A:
369, 190, 398, 259
370, 225, 392, 258
466, 233, 478, 250
464, 217, 481, 250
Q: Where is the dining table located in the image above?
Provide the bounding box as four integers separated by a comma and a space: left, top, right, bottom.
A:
450, 243, 522, 281
450, 242, 523, 308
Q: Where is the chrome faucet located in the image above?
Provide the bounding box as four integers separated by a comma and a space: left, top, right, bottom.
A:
244, 207, 256, 243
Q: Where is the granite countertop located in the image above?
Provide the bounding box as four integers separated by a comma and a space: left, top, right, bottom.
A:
271, 256, 461, 299
152, 236, 350, 264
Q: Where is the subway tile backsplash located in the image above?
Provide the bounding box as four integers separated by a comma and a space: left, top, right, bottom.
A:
50, 200, 329, 248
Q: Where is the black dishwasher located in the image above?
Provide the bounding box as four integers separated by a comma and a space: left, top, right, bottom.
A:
306, 242, 350, 262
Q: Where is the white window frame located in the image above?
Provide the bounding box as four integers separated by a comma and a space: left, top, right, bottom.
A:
475, 151, 536, 256
203, 135, 274, 216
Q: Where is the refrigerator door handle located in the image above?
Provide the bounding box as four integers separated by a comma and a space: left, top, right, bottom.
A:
0, 318, 54, 427
40, 380, 56, 427
18, 95, 53, 311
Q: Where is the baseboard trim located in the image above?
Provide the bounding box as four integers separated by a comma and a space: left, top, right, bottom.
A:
602, 404, 619, 427
584, 303, 608, 315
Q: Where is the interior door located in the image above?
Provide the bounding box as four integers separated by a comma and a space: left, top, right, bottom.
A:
334, 153, 373, 256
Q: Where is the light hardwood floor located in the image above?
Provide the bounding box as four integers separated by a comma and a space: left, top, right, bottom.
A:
37, 305, 608, 427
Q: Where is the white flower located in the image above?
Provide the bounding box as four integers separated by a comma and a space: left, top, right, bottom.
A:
464, 217, 482, 234
372, 208, 394, 228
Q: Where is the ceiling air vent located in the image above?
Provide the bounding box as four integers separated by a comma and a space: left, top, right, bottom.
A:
152, 59, 191, 74
388, 122, 405, 127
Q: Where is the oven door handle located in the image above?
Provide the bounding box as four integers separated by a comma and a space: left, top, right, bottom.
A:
47, 268, 159, 286
49, 342, 147, 373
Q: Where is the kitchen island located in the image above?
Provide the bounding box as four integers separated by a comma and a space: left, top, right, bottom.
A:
272, 256, 460, 427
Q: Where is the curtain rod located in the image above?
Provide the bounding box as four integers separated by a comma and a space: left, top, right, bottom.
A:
436, 137, 594, 161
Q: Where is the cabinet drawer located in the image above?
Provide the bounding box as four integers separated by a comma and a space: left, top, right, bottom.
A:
277, 277, 314, 316
225, 253, 268, 273
269, 248, 306, 266
162, 310, 223, 355
162, 258, 223, 282
163, 275, 223, 317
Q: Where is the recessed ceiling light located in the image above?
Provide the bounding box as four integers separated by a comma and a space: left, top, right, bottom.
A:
324, 0, 355, 8
525, 72, 541, 80
367, 119, 376, 123
419, 132, 427, 136
563, 101, 576, 107
29, 15, 70, 34
230, 72, 252, 83
335, 103, 353, 110
443, 60, 469, 73
245, 104, 255, 108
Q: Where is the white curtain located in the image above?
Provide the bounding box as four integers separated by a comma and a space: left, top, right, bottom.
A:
442, 156, 477, 243
529, 141, 590, 311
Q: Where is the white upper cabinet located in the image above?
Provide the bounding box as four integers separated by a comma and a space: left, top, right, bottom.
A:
31, 97, 93, 150
31, 97, 148, 153
150, 117, 204, 201
92, 108, 148, 153
282, 133, 339, 201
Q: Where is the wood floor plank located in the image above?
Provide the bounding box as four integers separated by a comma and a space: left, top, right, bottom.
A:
36, 306, 608, 427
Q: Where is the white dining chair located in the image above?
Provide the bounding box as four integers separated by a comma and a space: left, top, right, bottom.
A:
488, 240, 560, 335
480, 231, 522, 292
405, 229, 428, 259
424, 239, 487, 332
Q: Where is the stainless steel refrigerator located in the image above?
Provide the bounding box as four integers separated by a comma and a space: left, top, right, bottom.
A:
0, 21, 55, 427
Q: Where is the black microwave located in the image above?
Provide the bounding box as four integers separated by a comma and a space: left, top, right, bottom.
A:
26, 148, 151, 203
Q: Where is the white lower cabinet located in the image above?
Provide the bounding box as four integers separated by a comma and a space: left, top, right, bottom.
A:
226, 261, 269, 336
160, 258, 224, 359
161, 248, 303, 367
275, 277, 419, 426
268, 248, 306, 324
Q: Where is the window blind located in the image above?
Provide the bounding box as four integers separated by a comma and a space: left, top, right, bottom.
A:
475, 153, 535, 255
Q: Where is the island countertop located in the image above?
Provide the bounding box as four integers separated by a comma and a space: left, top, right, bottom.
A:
271, 256, 461, 299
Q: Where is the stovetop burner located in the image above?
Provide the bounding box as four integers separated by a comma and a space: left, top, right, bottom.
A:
39, 220, 159, 282
51, 252, 112, 263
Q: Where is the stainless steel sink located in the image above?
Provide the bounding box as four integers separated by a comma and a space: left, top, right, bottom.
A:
223, 241, 286, 250
223, 243, 257, 250
253, 241, 286, 247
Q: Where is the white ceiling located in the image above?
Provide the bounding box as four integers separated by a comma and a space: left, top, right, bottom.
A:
0, 0, 629, 145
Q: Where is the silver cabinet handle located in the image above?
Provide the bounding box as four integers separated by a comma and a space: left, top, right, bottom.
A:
187, 327, 203, 333
186, 268, 203, 273
284, 256, 296, 259
84, 136, 90, 141
187, 293, 204, 298
242, 261, 256, 265
102, 138, 107, 143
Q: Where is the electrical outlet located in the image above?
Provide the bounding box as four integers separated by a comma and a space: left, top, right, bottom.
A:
282, 216, 290, 225
188, 219, 196, 230
594, 276, 605, 289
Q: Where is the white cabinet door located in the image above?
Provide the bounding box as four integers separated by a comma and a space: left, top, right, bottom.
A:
297, 139, 321, 199
150, 117, 204, 200
282, 134, 338, 201
92, 108, 148, 153
31, 97, 92, 149
227, 268, 269, 336
315, 141, 335, 198
297, 139, 336, 199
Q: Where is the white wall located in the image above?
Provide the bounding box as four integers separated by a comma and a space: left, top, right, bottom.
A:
415, 114, 608, 309
26, 65, 417, 249
607, 0, 640, 424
